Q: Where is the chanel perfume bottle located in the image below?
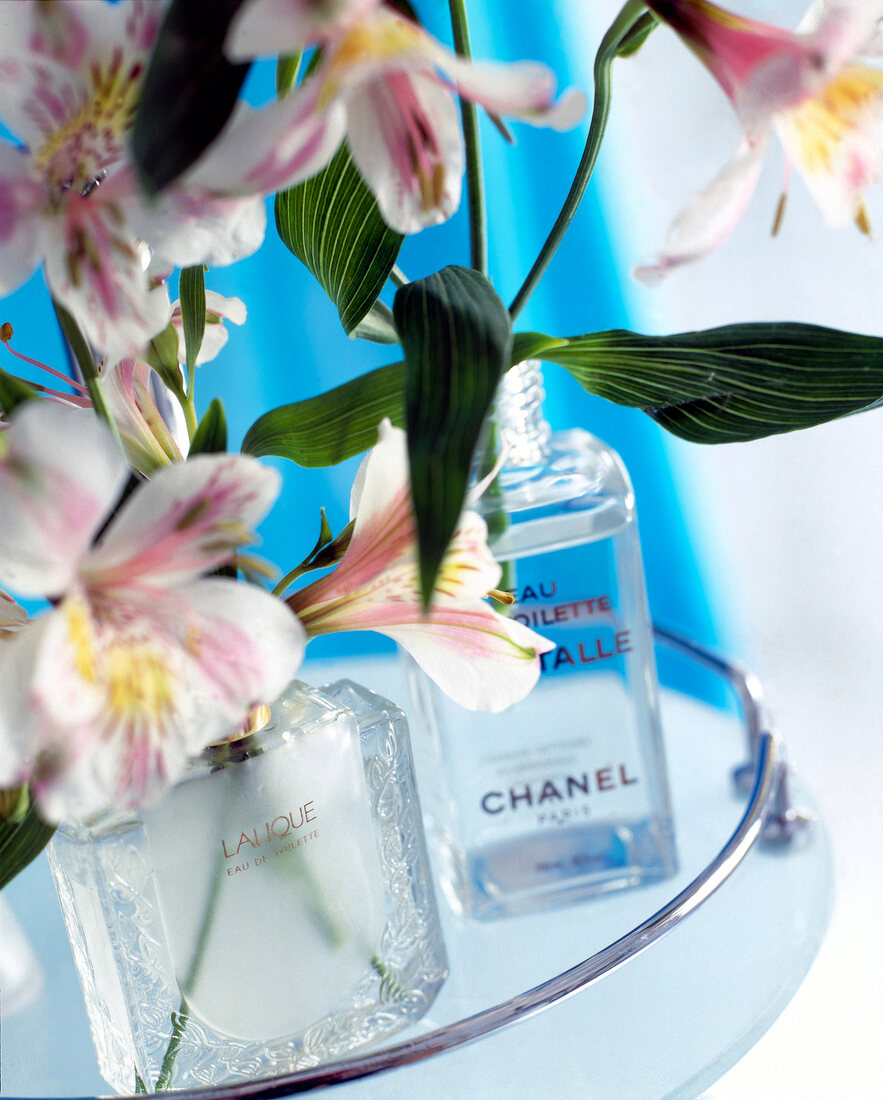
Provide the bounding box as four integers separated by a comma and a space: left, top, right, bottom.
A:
408, 361, 677, 919
47, 680, 446, 1093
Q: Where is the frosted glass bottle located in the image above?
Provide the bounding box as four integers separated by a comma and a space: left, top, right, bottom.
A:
47, 680, 447, 1093
408, 362, 677, 919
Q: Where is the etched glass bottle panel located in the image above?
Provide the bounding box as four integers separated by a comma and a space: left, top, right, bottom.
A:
47, 680, 447, 1093
408, 363, 677, 919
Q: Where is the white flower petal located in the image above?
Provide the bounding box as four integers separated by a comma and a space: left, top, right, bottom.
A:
171, 290, 247, 365
226, 0, 380, 60
0, 616, 52, 788
346, 70, 463, 233
0, 403, 128, 598
383, 606, 553, 713
183, 92, 346, 200
634, 139, 767, 285
0, 146, 43, 296
439, 53, 586, 130
19, 578, 304, 823
86, 454, 281, 589
173, 578, 306, 745
42, 198, 172, 362
135, 191, 268, 269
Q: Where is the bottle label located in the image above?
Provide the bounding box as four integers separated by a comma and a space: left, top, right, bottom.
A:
143, 709, 387, 1040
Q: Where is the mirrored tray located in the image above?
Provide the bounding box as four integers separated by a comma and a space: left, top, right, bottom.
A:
0, 632, 832, 1099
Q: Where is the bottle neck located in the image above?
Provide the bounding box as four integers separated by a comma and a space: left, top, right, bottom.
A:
482, 360, 550, 471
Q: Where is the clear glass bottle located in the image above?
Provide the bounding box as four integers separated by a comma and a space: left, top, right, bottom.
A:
408, 362, 677, 919
47, 679, 447, 1094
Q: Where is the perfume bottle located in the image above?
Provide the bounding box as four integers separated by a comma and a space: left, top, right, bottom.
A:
408, 361, 677, 919
47, 679, 447, 1093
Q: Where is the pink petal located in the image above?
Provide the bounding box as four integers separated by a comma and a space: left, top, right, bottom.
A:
0, 402, 128, 598
26, 579, 304, 822
100, 358, 185, 474
0, 146, 43, 296
633, 139, 767, 285
42, 196, 172, 362
85, 454, 282, 590
346, 70, 463, 233
182, 92, 346, 200
438, 54, 586, 130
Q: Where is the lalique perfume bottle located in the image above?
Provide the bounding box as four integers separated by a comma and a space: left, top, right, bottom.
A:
47, 680, 447, 1093
408, 361, 677, 919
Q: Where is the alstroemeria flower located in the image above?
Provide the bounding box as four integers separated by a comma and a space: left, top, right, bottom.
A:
636, 0, 883, 282
228, 0, 380, 55
100, 357, 186, 474
0, 0, 267, 361
170, 290, 247, 367
0, 401, 305, 822
226, 5, 586, 233
288, 420, 554, 713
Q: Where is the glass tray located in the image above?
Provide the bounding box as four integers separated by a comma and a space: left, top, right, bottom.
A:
0, 632, 832, 1099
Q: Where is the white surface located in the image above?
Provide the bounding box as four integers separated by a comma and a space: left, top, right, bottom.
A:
575, 1, 883, 1095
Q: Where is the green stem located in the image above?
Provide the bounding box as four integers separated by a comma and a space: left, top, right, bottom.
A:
154, 1000, 191, 1092
390, 264, 409, 288
52, 300, 123, 448
508, 0, 650, 320
181, 387, 199, 441
448, 0, 487, 275
153, 847, 225, 1089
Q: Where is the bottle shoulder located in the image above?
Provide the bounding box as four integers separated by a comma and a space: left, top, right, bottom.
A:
477, 429, 637, 558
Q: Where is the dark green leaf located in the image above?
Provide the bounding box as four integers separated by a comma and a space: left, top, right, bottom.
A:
0, 795, 55, 891
242, 362, 405, 466
179, 266, 206, 372
394, 266, 512, 605
275, 142, 404, 334
132, 0, 251, 194
190, 398, 227, 455
0, 369, 37, 415
519, 323, 883, 443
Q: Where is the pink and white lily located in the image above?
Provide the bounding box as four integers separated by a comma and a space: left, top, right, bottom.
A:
288, 420, 554, 713
226, 5, 586, 233
0, 401, 305, 822
635, 0, 883, 282
0, 0, 266, 362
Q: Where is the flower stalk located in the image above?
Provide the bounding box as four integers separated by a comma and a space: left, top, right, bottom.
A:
509, 0, 651, 319
448, 0, 488, 275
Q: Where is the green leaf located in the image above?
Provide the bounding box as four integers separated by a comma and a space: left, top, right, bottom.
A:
616, 11, 659, 57
190, 398, 227, 455
179, 266, 206, 372
0, 368, 37, 415
275, 142, 404, 335
145, 321, 185, 396
0, 793, 55, 892
276, 53, 302, 98
132, 0, 251, 194
242, 362, 405, 466
518, 323, 883, 443
394, 266, 512, 606
351, 301, 399, 344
